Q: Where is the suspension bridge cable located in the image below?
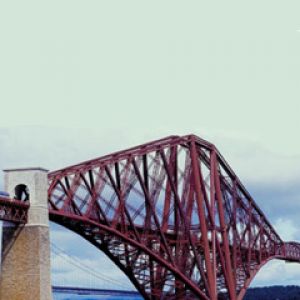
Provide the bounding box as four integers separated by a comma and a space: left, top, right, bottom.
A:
51, 243, 130, 290
50, 242, 132, 290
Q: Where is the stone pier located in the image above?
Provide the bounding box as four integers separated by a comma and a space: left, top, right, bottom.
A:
0, 168, 52, 300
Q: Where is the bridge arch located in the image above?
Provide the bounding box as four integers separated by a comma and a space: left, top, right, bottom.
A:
236, 257, 282, 300
50, 214, 207, 299
49, 222, 135, 289
47, 135, 300, 299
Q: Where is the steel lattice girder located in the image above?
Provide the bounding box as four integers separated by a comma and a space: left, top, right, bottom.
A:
0, 197, 29, 223
47, 134, 300, 300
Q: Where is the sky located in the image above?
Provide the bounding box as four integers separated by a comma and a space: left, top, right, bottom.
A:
1, 0, 300, 291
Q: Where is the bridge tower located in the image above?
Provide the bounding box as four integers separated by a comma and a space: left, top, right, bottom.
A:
0, 168, 52, 300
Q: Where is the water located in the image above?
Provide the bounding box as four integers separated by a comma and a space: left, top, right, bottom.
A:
53, 294, 142, 300
53, 290, 143, 300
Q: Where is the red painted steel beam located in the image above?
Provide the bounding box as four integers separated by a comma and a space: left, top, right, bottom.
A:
0, 197, 29, 223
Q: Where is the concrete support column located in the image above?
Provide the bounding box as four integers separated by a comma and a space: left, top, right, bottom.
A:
0, 168, 52, 300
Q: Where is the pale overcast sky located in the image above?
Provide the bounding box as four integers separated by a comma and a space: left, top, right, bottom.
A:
1, 0, 300, 291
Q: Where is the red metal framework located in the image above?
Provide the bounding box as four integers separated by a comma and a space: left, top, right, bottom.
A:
0, 197, 29, 223
47, 134, 300, 300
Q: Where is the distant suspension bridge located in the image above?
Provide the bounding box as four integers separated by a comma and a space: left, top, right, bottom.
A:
50, 241, 135, 291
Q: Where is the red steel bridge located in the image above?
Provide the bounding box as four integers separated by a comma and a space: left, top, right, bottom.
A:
1, 134, 300, 300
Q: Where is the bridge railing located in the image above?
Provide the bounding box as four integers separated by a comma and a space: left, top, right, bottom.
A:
0, 196, 29, 223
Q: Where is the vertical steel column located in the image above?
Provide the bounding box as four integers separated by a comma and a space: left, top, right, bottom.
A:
190, 137, 216, 300
212, 149, 236, 300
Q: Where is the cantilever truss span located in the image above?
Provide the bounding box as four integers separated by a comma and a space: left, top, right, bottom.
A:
47, 134, 300, 300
